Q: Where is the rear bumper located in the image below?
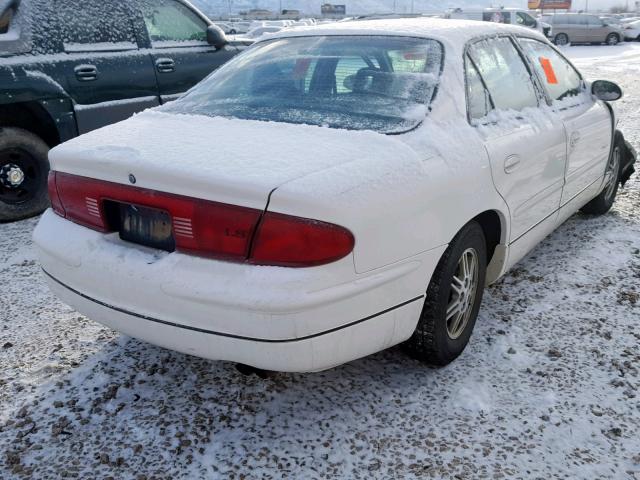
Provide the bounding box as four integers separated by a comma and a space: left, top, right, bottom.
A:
34, 210, 445, 371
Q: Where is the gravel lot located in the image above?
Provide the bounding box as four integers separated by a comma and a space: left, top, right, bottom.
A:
1, 45, 639, 479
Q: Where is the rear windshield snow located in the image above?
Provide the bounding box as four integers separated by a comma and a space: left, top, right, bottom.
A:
163, 36, 443, 134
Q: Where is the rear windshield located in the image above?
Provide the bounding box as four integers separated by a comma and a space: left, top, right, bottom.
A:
163, 35, 443, 134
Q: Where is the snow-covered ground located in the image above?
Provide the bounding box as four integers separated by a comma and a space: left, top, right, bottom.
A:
1, 44, 639, 479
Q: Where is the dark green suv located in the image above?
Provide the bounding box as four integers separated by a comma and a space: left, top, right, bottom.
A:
0, 0, 245, 222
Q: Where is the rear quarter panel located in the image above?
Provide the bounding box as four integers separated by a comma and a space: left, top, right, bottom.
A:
267, 117, 509, 274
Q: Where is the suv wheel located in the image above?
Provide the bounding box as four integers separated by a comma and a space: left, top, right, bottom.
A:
606, 33, 620, 45
554, 33, 569, 46
0, 128, 50, 222
403, 221, 487, 366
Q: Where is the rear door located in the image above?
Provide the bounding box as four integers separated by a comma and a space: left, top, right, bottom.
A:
465, 36, 567, 241
586, 15, 608, 42
517, 37, 612, 205
54, 0, 159, 134
138, 0, 237, 103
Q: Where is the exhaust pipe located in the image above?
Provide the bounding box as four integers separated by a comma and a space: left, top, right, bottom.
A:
235, 363, 277, 379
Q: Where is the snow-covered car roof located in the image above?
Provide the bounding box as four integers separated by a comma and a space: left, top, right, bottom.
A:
262, 17, 547, 46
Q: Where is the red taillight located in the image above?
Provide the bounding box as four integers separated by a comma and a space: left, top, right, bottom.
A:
250, 212, 355, 267
47, 171, 66, 217
52, 172, 262, 260
51, 172, 354, 267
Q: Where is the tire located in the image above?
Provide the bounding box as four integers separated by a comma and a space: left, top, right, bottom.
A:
606, 33, 620, 45
403, 221, 487, 366
581, 134, 623, 215
0, 127, 50, 222
554, 33, 569, 46
229, 29, 236, 34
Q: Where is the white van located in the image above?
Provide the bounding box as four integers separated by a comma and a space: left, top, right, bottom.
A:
444, 8, 551, 37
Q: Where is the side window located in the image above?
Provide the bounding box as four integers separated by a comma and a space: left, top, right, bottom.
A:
467, 37, 538, 112
465, 54, 492, 120
0, 7, 13, 34
141, 0, 207, 45
573, 15, 588, 25
587, 16, 603, 26
55, 0, 137, 51
483, 11, 511, 24
518, 38, 582, 101
516, 12, 537, 28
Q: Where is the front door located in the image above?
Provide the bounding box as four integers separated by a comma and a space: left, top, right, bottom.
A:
139, 0, 237, 103
54, 0, 159, 134
517, 38, 612, 206
466, 37, 567, 242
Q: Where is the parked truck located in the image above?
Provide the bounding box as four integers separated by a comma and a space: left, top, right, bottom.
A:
0, 0, 246, 222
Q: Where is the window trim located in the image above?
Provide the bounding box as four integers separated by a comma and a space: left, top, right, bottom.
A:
462, 34, 544, 126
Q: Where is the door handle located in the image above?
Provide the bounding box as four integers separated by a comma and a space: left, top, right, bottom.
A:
74, 64, 98, 81
504, 154, 521, 174
155, 58, 175, 73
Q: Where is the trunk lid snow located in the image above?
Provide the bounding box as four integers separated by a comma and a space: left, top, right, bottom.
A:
48, 110, 415, 211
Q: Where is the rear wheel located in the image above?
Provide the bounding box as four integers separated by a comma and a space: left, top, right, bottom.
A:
606, 33, 620, 45
554, 33, 569, 46
581, 136, 622, 215
403, 221, 487, 366
0, 128, 50, 222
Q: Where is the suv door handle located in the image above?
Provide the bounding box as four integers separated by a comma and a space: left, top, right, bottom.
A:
74, 64, 98, 81
155, 58, 175, 73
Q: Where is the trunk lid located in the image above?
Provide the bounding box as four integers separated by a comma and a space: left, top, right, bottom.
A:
50, 110, 409, 210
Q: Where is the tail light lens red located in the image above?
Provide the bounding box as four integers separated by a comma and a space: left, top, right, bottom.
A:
49, 172, 354, 267
250, 212, 355, 267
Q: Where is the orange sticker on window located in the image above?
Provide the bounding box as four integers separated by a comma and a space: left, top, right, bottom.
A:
539, 57, 558, 84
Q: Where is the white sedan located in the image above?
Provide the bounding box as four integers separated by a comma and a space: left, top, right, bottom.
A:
35, 19, 635, 372
623, 20, 640, 40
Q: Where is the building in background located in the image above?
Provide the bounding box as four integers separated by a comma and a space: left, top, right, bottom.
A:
243, 8, 274, 19
281, 9, 301, 18
321, 3, 346, 17
528, 0, 572, 10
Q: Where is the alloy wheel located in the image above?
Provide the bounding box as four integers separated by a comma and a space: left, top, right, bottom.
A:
603, 146, 620, 202
446, 248, 479, 340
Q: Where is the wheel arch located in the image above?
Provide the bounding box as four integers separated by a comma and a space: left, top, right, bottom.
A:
470, 209, 509, 285
0, 101, 61, 147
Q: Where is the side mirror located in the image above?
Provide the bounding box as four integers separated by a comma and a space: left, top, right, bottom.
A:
591, 80, 623, 101
206, 25, 227, 49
